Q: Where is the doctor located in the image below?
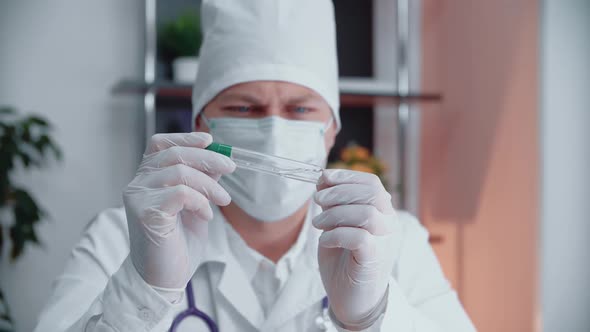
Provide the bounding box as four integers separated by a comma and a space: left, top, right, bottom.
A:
35, 0, 475, 331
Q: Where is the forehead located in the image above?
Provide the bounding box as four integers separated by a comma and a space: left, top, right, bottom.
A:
212, 81, 327, 104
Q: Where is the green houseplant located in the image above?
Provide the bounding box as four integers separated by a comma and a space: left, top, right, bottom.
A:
158, 10, 203, 83
0, 106, 62, 331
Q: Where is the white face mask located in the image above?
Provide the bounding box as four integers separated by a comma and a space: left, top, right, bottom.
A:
202, 115, 332, 222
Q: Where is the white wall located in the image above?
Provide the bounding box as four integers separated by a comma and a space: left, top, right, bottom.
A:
540, 0, 590, 331
0, 1, 143, 331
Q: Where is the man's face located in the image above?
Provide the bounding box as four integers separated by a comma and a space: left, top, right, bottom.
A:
195, 81, 337, 152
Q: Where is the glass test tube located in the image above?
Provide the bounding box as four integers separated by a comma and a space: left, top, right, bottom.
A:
206, 142, 323, 184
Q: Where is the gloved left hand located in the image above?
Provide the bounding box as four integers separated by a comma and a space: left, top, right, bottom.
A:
313, 169, 397, 327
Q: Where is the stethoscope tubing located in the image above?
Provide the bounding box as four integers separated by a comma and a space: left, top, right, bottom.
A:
169, 280, 328, 332
169, 281, 219, 332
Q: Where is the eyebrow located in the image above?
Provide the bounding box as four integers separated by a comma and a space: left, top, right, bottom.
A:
217, 92, 323, 105
284, 94, 323, 105
217, 93, 264, 105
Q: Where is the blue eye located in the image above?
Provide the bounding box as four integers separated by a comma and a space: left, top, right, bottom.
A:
293, 106, 309, 113
224, 106, 252, 113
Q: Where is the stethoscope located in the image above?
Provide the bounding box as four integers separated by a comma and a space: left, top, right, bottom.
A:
169, 280, 331, 331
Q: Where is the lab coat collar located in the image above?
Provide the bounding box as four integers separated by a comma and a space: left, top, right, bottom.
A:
197, 205, 264, 329
224, 206, 312, 284
262, 208, 327, 330
196, 203, 325, 330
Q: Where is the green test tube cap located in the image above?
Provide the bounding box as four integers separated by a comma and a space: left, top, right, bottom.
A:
206, 142, 233, 158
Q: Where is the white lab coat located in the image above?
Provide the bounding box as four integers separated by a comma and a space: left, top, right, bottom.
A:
33, 203, 476, 331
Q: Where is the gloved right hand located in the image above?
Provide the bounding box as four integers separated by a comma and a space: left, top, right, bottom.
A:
123, 132, 235, 289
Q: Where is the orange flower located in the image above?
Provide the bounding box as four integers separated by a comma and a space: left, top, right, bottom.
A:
340, 147, 353, 162
368, 157, 388, 174
341, 145, 371, 162
353, 146, 370, 161
349, 162, 375, 174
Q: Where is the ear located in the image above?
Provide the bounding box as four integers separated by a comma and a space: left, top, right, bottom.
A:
194, 112, 210, 132
195, 114, 201, 130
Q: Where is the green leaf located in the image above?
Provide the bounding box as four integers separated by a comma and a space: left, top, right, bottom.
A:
17, 151, 41, 168
9, 225, 24, 260
158, 10, 202, 58
33, 134, 51, 156
0, 122, 12, 132
1, 125, 16, 139
0, 152, 14, 174
20, 125, 32, 143
0, 107, 15, 115
12, 189, 36, 208
0, 108, 57, 265
14, 189, 43, 219
24, 116, 50, 129
49, 142, 63, 160
0, 183, 8, 205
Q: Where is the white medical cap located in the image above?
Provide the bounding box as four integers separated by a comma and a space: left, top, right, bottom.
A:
192, 0, 341, 129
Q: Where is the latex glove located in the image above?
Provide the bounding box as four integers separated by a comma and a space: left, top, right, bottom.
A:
123, 132, 235, 289
313, 169, 397, 328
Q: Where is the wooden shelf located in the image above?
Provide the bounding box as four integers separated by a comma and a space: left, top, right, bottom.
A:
113, 78, 442, 108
